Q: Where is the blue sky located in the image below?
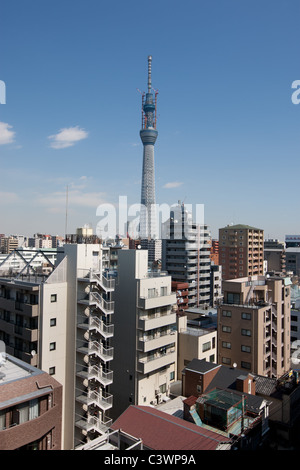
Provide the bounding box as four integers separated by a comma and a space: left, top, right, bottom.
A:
0, 0, 299, 240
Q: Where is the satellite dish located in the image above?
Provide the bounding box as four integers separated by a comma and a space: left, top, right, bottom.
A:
233, 362, 237, 368
31, 350, 36, 357
137, 245, 141, 250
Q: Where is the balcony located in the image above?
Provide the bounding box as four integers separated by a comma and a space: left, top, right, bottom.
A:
138, 312, 176, 331
76, 365, 113, 387
137, 332, 176, 353
138, 292, 176, 310
76, 390, 113, 412
137, 349, 176, 374
77, 341, 114, 362
77, 269, 115, 292
75, 415, 113, 435
77, 315, 114, 339
89, 291, 114, 315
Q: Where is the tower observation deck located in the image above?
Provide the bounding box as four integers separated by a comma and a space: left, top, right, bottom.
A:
139, 55, 158, 240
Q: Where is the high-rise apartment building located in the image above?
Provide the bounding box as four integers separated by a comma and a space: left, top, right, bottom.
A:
0, 243, 115, 449
217, 274, 291, 378
111, 249, 177, 420
162, 203, 222, 309
219, 224, 264, 280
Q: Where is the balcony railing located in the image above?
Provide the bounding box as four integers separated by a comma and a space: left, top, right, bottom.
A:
90, 291, 114, 315
76, 389, 113, 411
75, 414, 113, 435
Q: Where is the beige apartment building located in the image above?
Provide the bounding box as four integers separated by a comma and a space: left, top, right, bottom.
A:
217, 274, 291, 378
219, 225, 264, 280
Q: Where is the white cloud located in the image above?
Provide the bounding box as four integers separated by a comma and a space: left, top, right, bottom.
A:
48, 126, 88, 149
39, 189, 106, 209
0, 191, 19, 204
0, 122, 15, 145
163, 181, 184, 189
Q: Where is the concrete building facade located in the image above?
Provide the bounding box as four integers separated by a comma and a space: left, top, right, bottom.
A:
0, 353, 62, 450
111, 249, 177, 420
162, 203, 222, 309
219, 224, 264, 280
217, 274, 291, 378
0, 243, 115, 449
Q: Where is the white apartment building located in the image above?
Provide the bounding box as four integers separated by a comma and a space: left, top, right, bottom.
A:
0, 243, 115, 450
111, 249, 177, 420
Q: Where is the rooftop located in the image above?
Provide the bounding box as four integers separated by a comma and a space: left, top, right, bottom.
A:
0, 353, 42, 385
111, 405, 231, 450
220, 224, 263, 231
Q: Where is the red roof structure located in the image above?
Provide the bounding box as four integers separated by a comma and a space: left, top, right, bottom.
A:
111, 405, 231, 450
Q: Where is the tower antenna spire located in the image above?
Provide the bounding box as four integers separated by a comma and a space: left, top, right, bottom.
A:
148, 55, 152, 93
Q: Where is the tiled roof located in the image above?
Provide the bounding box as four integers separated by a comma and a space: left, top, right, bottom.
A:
111, 405, 231, 450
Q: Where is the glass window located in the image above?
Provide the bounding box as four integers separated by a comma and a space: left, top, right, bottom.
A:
50, 318, 56, 327
202, 341, 211, 352
29, 399, 39, 420
50, 294, 57, 303
241, 329, 251, 336
222, 310, 232, 317
19, 402, 29, 424
0, 410, 5, 430
49, 342, 56, 351
222, 326, 231, 333
242, 312, 251, 320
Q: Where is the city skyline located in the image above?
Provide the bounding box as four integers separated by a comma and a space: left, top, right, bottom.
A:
1, 0, 299, 240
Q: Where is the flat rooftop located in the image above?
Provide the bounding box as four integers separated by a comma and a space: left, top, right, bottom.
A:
0, 353, 42, 385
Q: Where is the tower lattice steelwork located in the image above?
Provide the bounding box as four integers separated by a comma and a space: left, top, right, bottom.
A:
139, 55, 158, 240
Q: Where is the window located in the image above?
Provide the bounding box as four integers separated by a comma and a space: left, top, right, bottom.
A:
241, 312, 251, 320
241, 345, 251, 353
0, 410, 5, 430
170, 371, 175, 381
160, 286, 167, 296
49, 342, 56, 351
202, 341, 211, 352
241, 361, 251, 370
222, 357, 231, 365
222, 310, 232, 317
50, 318, 56, 327
49, 367, 56, 375
222, 326, 231, 333
227, 292, 240, 304
222, 341, 231, 349
148, 288, 156, 299
50, 294, 57, 303
241, 329, 251, 336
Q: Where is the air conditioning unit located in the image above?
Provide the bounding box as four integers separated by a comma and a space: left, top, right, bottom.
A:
157, 393, 163, 404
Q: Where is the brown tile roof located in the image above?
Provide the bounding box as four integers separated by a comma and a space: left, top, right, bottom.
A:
111, 405, 231, 450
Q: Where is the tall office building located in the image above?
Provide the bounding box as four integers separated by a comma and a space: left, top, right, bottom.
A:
139, 55, 158, 241
217, 274, 291, 378
219, 224, 264, 280
111, 249, 177, 420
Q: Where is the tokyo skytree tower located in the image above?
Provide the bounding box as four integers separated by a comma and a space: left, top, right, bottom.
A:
139, 55, 158, 240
